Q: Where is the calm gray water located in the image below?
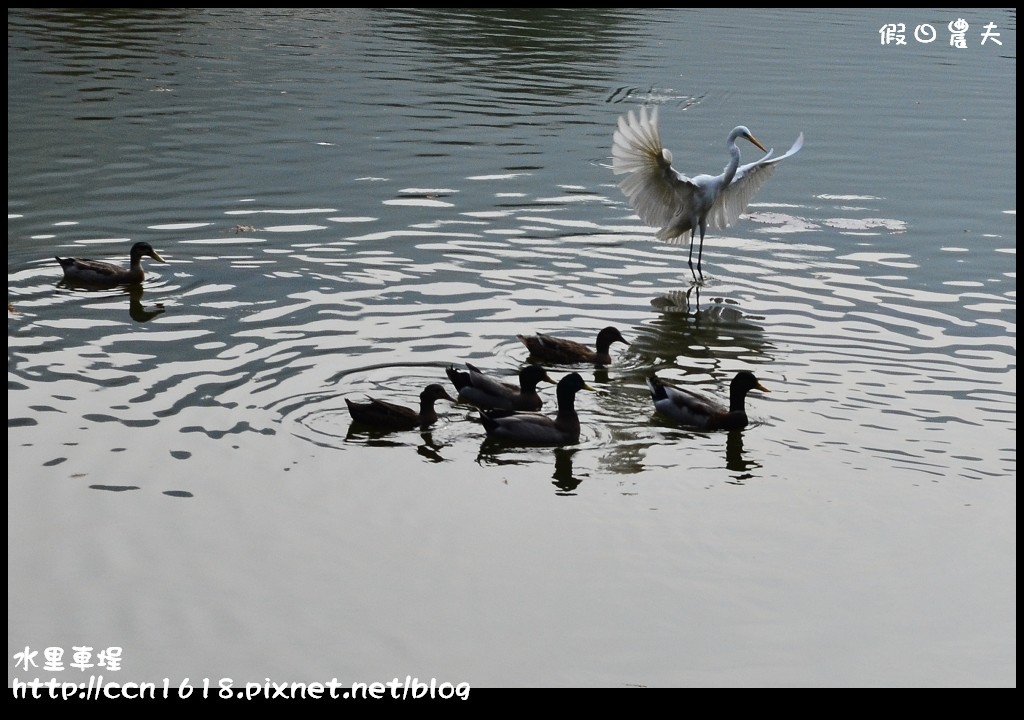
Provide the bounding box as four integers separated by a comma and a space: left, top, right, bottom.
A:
8, 8, 1015, 689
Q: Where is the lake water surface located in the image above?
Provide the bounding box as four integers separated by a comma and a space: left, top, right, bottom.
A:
8, 8, 1015, 689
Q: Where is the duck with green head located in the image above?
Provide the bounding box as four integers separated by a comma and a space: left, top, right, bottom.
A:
647, 370, 768, 431
479, 372, 593, 446
56, 241, 167, 287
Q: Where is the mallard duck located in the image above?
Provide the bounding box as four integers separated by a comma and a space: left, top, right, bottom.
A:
55, 241, 167, 286
346, 383, 455, 431
517, 326, 630, 366
647, 370, 768, 431
445, 362, 554, 411
479, 372, 593, 446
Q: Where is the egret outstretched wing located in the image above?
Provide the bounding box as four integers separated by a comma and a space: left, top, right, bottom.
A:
612, 106, 701, 242
706, 132, 804, 230
611, 105, 803, 279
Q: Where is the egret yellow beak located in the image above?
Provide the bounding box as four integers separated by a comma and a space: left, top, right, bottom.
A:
747, 134, 768, 154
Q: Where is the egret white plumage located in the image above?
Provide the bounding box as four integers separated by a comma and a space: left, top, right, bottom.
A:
612, 106, 803, 281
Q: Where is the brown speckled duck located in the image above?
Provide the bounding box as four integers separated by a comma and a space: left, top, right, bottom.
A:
517, 326, 630, 366
345, 383, 454, 431
647, 371, 768, 431
56, 241, 166, 287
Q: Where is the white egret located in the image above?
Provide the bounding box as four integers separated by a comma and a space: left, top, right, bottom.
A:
612, 106, 803, 280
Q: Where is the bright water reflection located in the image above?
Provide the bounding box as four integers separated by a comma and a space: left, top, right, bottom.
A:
8, 8, 1015, 688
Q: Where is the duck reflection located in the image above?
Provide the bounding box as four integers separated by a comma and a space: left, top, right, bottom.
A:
345, 424, 405, 446
57, 280, 165, 323
591, 366, 610, 386
724, 430, 762, 483
476, 441, 585, 494
551, 447, 584, 494
127, 284, 165, 322
416, 431, 447, 463
475, 440, 524, 469
344, 425, 449, 462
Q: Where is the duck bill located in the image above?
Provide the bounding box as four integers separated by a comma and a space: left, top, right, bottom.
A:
149, 250, 168, 263
755, 383, 770, 393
